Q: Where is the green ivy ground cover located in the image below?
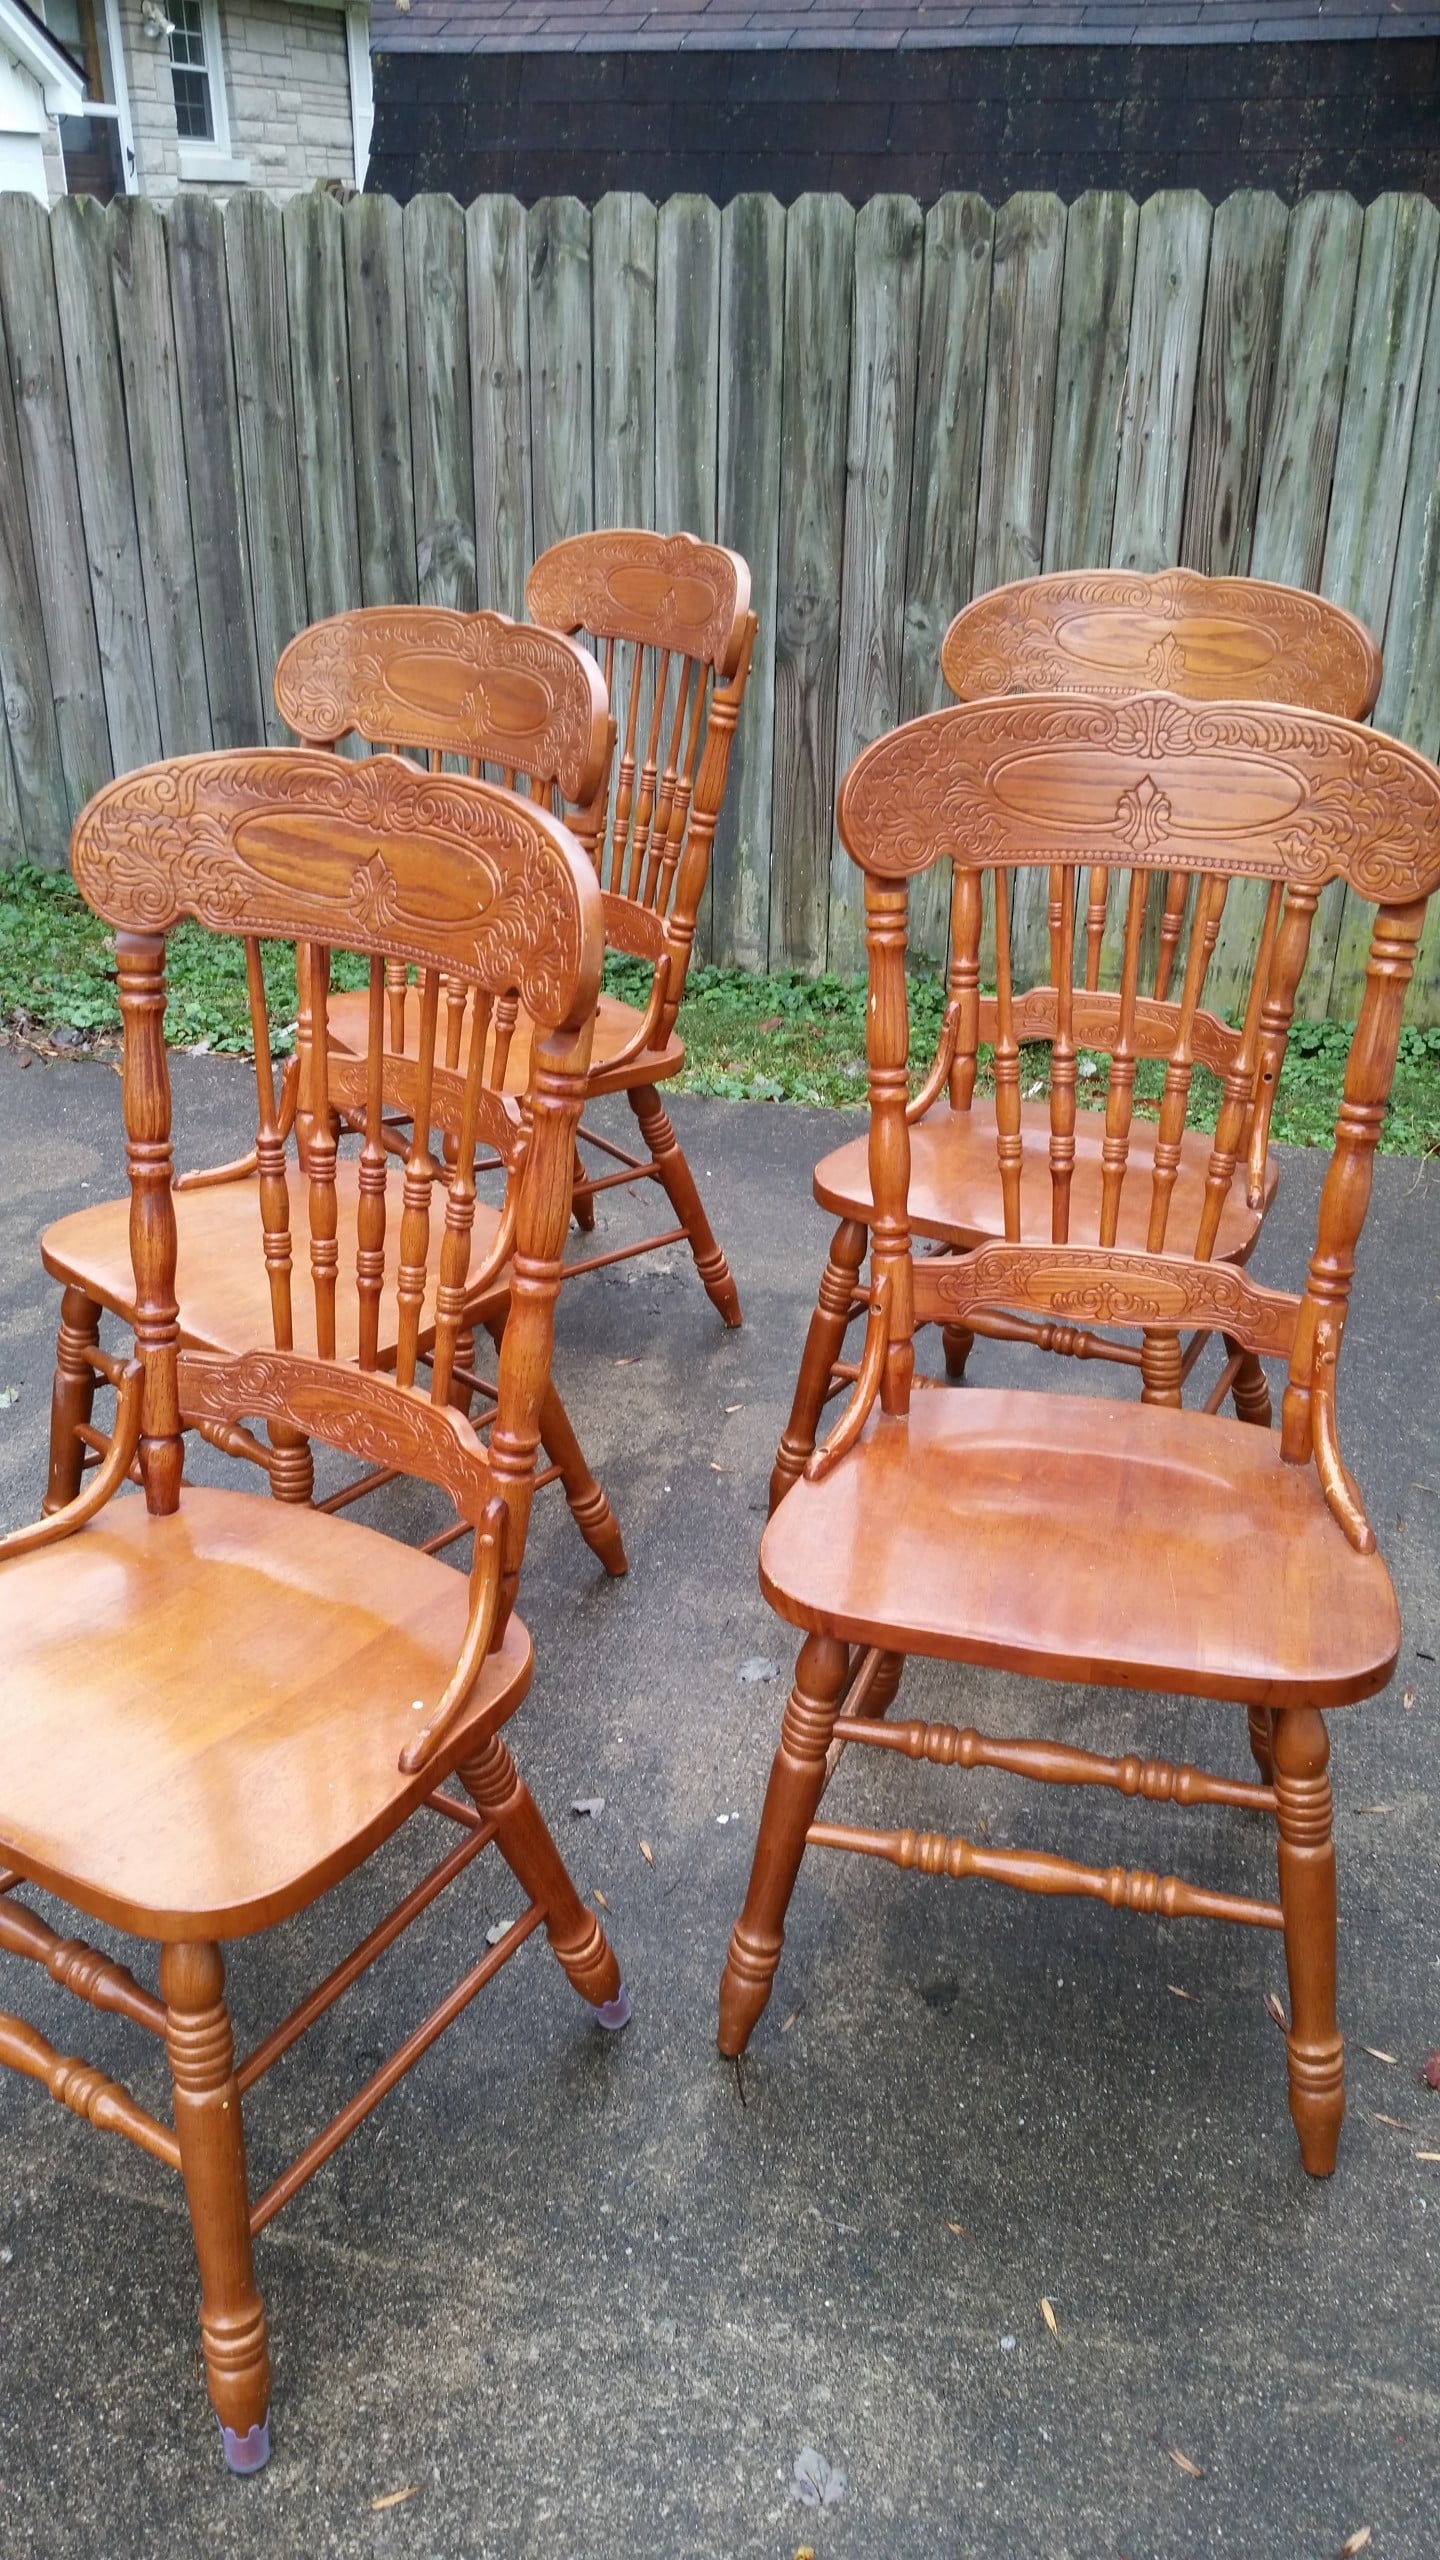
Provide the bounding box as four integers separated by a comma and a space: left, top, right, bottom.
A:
3, 866, 1437, 1156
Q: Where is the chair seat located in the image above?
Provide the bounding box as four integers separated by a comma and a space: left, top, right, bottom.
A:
326, 987, 685, 1099
813, 1100, 1278, 1261
42, 1161, 507, 1358
760, 1389, 1398, 1708
0, 1487, 531, 1939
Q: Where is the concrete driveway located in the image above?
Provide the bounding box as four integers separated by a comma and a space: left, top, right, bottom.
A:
0, 1054, 1435, 2558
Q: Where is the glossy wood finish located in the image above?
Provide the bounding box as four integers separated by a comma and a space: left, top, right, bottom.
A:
772, 577, 1384, 1508
526, 528, 756, 1321
2, 749, 627, 2469
725, 692, 1440, 2177
939, 567, 1381, 715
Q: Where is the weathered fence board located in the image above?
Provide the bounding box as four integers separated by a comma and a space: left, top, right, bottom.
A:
108, 196, 211, 760
50, 195, 161, 780
7, 184, 1440, 1024
284, 187, 362, 629
527, 196, 592, 559
224, 192, 307, 745
1181, 191, 1289, 579
345, 193, 417, 609
828, 195, 924, 979
1304, 193, 1440, 1017
405, 194, 477, 611
714, 191, 784, 972
168, 192, 265, 749
466, 193, 529, 618
0, 236, 72, 861
1112, 191, 1211, 573
771, 194, 854, 979
0, 192, 112, 817
1043, 189, 1137, 575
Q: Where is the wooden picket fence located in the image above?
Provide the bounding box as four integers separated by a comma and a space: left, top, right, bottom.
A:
1, 183, 1439, 1021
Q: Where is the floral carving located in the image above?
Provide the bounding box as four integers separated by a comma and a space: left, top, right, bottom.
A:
526, 530, 750, 673
913, 1243, 1302, 1360
272, 609, 609, 808
177, 1348, 497, 1524
837, 694, 1440, 902
942, 568, 1381, 718
72, 750, 603, 1031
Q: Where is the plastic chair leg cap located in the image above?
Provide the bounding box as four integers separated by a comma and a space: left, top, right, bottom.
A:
220, 2413, 271, 2476
595, 1983, 633, 2031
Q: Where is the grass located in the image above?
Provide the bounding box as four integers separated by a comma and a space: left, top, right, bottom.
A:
2, 864, 1438, 1155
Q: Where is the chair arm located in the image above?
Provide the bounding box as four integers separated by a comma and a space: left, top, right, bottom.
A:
601, 952, 673, 1074
1310, 1315, 1374, 1554
175, 1056, 300, 1191
804, 1276, 892, 1486
905, 999, 962, 1125
0, 1361, 143, 1562
398, 1498, 508, 1773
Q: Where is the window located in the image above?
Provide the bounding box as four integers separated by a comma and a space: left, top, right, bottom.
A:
39, 0, 134, 199
168, 0, 215, 142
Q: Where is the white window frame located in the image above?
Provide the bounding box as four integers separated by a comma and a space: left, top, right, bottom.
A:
171, 0, 250, 182
98, 0, 137, 191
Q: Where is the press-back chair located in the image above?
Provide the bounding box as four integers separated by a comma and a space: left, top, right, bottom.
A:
524, 528, 756, 1324
41, 721, 626, 1577
770, 574, 1382, 1506
723, 692, 1440, 2177
0, 749, 629, 2472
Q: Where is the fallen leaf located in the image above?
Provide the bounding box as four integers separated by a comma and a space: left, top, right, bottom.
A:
1403, 1687, 1416, 1711
780, 2008, 802, 2034
1355, 1804, 1391, 1815
737, 1657, 779, 1684
1264, 1991, 1289, 2032
1339, 2530, 1372, 2556
485, 1920, 515, 1946
944, 2220, 971, 2238
1167, 2447, 1204, 2479
1371, 2112, 1414, 2130
371, 2485, 420, 2511
709, 1461, 731, 1474
1423, 2052, 1440, 2090
1359, 2046, 1399, 2065
1040, 2296, 1059, 2340
794, 2549, 817, 2560
756, 1015, 783, 1033
725, 1402, 744, 1413
1415, 2150, 1440, 2163
1167, 1984, 1196, 2001
639, 1840, 654, 1866
570, 1796, 605, 1819
0, 1386, 18, 1409
613, 1355, 641, 1367
593, 1889, 609, 1910
791, 2448, 847, 2510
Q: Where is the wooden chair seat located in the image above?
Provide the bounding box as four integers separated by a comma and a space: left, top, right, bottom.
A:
325, 984, 686, 1100
812, 1101, 1279, 1261
42, 1159, 508, 1363
0, 1486, 532, 1939
761, 1389, 1399, 1710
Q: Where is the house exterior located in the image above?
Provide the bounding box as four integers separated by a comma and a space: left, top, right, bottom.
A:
369, 0, 1440, 207
1, 0, 372, 202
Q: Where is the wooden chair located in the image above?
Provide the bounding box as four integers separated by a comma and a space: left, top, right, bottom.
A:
722, 691, 1440, 2177
523, 528, 757, 1324
40, 702, 626, 1576
770, 574, 1382, 1507
0, 748, 629, 2472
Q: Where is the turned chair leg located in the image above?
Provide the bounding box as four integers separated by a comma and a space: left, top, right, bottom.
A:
718, 1632, 850, 2057
941, 1322, 975, 1383
479, 1314, 626, 1576
628, 1084, 742, 1328
161, 1942, 272, 2474
1139, 1326, 1184, 1406
1272, 1706, 1344, 2177
1247, 1702, 1276, 1784
769, 1219, 868, 1514
458, 1733, 631, 2028
858, 1649, 905, 1718
1225, 1333, 1272, 1428
571, 1142, 596, 1234
44, 1287, 101, 1513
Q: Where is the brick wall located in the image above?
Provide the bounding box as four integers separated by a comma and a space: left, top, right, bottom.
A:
123, 0, 354, 202
368, 38, 1440, 208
